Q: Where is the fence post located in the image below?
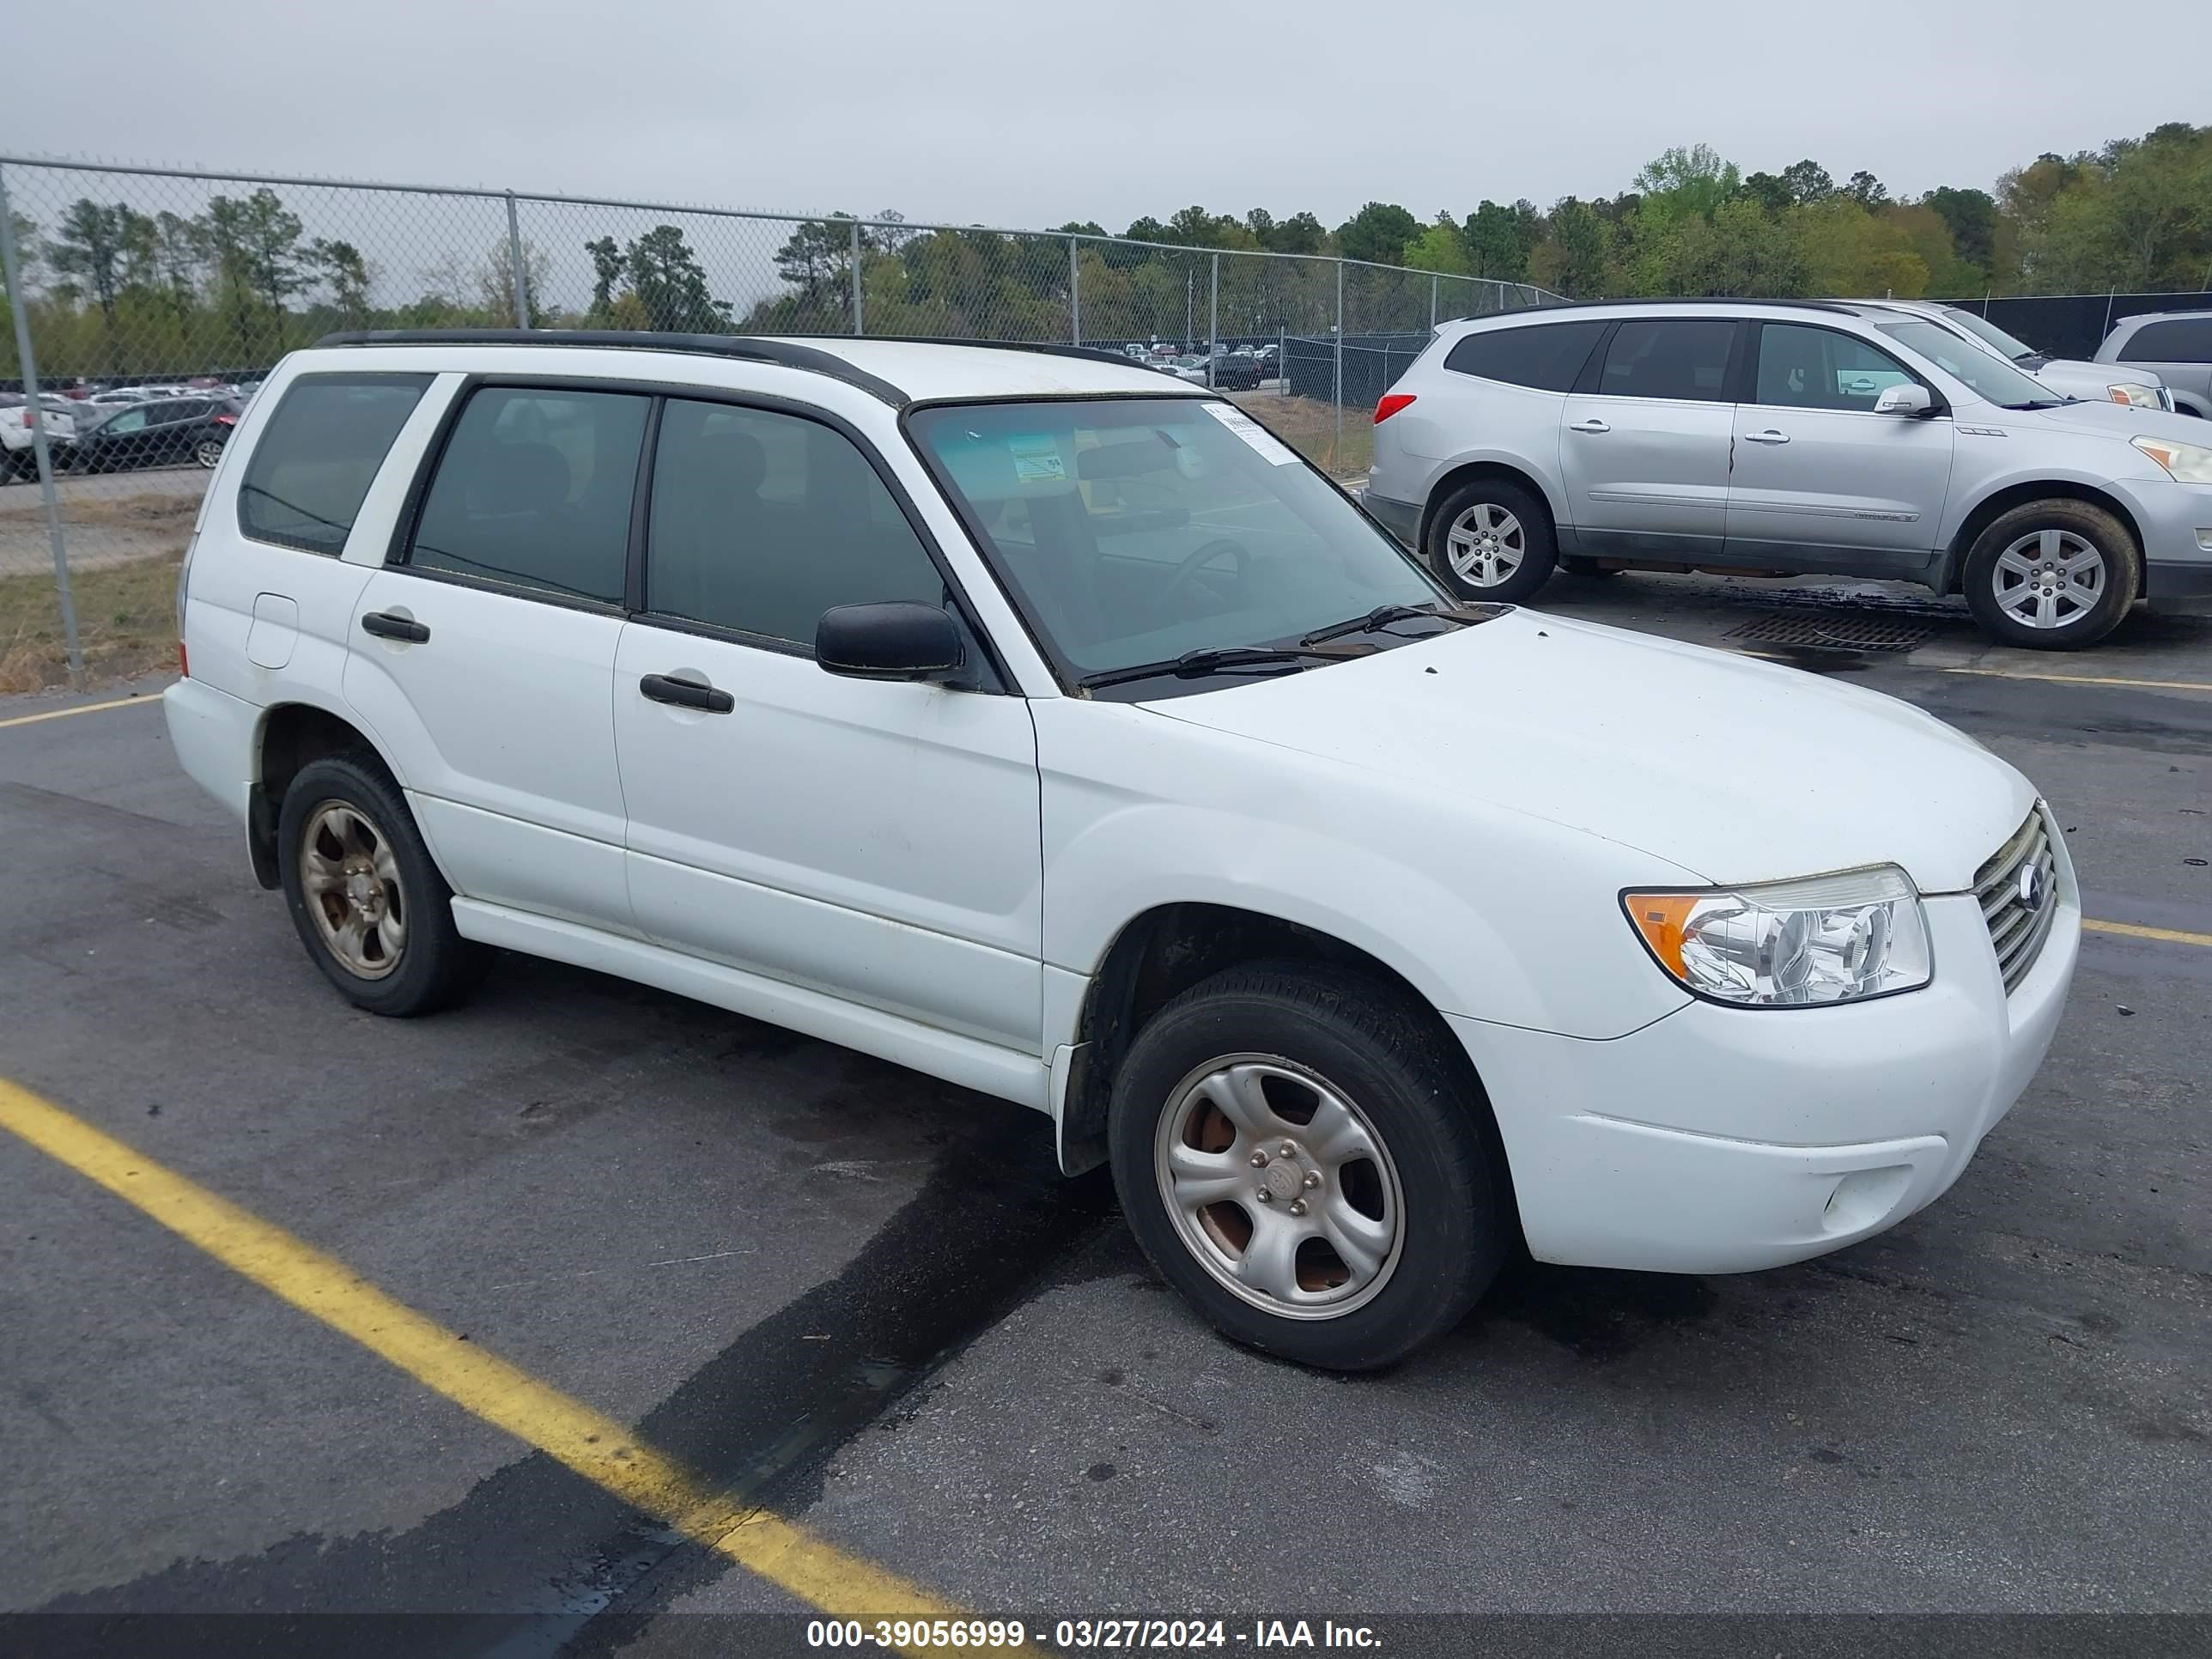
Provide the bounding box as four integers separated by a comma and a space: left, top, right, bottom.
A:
1279, 327, 1286, 399
1069, 236, 1080, 345
0, 164, 82, 684
1333, 259, 1346, 475
1430, 272, 1438, 330
503, 192, 529, 327
850, 219, 865, 337
1206, 253, 1219, 390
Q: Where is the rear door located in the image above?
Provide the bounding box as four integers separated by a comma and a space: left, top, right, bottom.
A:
1725, 321, 1956, 580
1558, 318, 1740, 559
343, 381, 647, 933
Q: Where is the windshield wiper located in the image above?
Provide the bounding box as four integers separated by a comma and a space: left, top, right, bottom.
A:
2002, 398, 2069, 410
1300, 602, 1474, 647
1076, 645, 1336, 690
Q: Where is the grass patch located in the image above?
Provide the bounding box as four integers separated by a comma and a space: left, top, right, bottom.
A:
0, 487, 201, 535
0, 551, 182, 692
1228, 392, 1373, 479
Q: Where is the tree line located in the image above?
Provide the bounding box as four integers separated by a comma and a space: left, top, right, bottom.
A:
4, 122, 2205, 380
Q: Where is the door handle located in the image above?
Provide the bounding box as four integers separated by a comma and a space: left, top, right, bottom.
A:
360, 611, 430, 643
1567, 419, 1611, 434
1745, 428, 1791, 445
640, 672, 735, 714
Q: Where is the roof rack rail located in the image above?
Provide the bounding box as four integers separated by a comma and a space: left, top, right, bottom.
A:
1445, 295, 1863, 322
311, 328, 909, 405
776, 333, 1153, 372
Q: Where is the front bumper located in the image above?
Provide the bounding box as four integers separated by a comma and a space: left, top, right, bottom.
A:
2124, 479, 2212, 598
1452, 861, 2080, 1274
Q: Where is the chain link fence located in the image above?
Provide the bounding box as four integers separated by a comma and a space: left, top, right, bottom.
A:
0, 155, 1555, 688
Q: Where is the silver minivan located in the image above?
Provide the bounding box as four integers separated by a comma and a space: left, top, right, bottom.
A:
1364, 300, 2212, 648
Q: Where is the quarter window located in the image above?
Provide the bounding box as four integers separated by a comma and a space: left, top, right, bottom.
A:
1595, 319, 1736, 402
1443, 321, 1607, 392
239, 374, 431, 555
409, 386, 648, 604
2121, 319, 2212, 364
1754, 325, 1917, 412
643, 399, 945, 647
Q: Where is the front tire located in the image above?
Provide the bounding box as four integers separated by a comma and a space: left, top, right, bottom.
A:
1961, 499, 2139, 650
276, 753, 487, 1016
1425, 478, 1556, 603
1107, 963, 1509, 1370
194, 437, 225, 469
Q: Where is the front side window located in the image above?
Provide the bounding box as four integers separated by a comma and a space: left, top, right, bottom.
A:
409, 386, 648, 603
909, 398, 1444, 684
1595, 319, 1736, 402
1443, 321, 1607, 392
102, 409, 148, 434
1754, 325, 1918, 412
239, 374, 430, 555
645, 398, 945, 645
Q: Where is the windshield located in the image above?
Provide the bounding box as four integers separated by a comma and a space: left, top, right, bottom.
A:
909, 398, 1448, 686
1874, 319, 2060, 408
1942, 307, 2039, 362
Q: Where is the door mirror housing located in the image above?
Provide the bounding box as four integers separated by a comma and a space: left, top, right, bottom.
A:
1874, 383, 1935, 417
816, 602, 965, 682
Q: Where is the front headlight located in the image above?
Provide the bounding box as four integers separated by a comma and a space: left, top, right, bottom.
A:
1622, 866, 1932, 1008
2133, 433, 2212, 483
2108, 382, 2162, 408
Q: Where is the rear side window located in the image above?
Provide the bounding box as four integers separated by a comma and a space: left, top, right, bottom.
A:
1595, 319, 1737, 401
239, 374, 431, 555
1443, 322, 1607, 391
2120, 318, 2212, 364
408, 386, 649, 605
644, 398, 945, 645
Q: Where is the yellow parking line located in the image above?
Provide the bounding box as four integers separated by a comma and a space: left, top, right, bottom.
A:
2084, 917, 2212, 949
0, 1079, 1024, 1655
1942, 666, 2212, 695
0, 695, 162, 730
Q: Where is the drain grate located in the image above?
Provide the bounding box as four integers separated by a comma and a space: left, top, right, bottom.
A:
1724, 612, 1934, 653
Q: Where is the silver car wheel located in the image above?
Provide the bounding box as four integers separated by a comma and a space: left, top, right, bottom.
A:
1152, 1054, 1404, 1321
1994, 528, 2105, 630
299, 800, 407, 980
1445, 502, 1525, 588
195, 438, 224, 469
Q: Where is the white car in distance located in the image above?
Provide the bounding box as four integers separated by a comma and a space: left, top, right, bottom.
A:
165, 330, 2080, 1369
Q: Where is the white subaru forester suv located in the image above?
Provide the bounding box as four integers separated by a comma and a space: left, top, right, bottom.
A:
167, 329, 2078, 1369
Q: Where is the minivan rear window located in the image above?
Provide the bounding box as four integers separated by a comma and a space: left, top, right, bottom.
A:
238, 374, 431, 555
1443, 321, 1607, 392
2119, 318, 2212, 364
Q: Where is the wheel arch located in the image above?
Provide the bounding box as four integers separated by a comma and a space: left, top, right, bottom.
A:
251, 700, 400, 890
1940, 480, 2146, 595
1419, 457, 1564, 553
1054, 902, 1511, 1221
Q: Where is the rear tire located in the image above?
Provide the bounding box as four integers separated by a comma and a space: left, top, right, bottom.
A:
1107, 963, 1509, 1370
1961, 499, 2139, 651
1425, 478, 1556, 603
276, 753, 488, 1017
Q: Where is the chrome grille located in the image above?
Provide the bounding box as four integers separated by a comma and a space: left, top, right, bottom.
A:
1974, 806, 2061, 995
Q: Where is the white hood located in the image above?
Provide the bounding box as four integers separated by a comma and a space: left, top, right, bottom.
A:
1143, 609, 2035, 894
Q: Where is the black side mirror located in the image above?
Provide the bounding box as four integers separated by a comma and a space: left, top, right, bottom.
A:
816, 602, 965, 681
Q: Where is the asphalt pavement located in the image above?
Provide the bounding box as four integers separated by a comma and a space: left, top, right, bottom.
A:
1, 573, 2207, 1656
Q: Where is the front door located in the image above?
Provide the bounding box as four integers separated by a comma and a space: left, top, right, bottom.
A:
1558, 317, 1739, 560
612, 396, 1043, 1053
343, 382, 649, 933
1725, 321, 1957, 579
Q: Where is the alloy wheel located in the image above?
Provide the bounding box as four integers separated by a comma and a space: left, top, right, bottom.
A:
1445, 502, 1525, 588
1994, 528, 2105, 630
299, 800, 407, 979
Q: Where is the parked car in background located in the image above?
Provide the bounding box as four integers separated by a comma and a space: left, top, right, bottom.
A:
1206, 351, 1266, 391
2097, 310, 2212, 418
1364, 299, 2212, 648
166, 328, 2077, 1370
70, 397, 240, 473
0, 392, 79, 480
88, 387, 157, 407
1844, 300, 2170, 410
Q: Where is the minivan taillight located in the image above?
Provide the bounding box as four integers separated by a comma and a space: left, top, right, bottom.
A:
1375, 393, 1416, 423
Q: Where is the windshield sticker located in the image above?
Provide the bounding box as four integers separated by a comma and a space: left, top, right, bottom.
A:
1006, 434, 1067, 483
1200, 401, 1301, 465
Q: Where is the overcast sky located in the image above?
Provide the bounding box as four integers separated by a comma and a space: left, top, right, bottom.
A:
11, 0, 2209, 231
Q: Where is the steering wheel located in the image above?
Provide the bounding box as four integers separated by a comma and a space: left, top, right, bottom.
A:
1159, 538, 1250, 608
